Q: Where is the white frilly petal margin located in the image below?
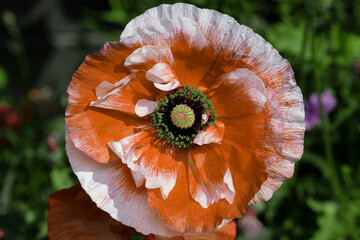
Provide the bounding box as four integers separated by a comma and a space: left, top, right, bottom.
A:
65, 129, 181, 237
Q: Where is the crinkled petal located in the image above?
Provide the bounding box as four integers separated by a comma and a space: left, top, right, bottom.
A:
108, 131, 178, 199
208, 68, 267, 118
94, 75, 132, 99
193, 120, 225, 146
88, 72, 158, 117
121, 17, 217, 89
125, 45, 174, 71
188, 144, 235, 208
66, 42, 156, 163
66, 131, 181, 237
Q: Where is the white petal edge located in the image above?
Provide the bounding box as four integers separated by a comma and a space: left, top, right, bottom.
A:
121, 17, 212, 52
65, 130, 181, 237
146, 62, 176, 84
124, 45, 173, 71
154, 79, 181, 91
135, 99, 157, 117
95, 75, 132, 99
90, 75, 133, 109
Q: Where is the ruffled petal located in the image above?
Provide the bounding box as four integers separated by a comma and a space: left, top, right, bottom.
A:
66, 131, 181, 237
193, 120, 225, 146
66, 42, 157, 163
208, 68, 267, 119
108, 131, 178, 199
188, 144, 235, 208
249, 89, 290, 203
125, 45, 174, 72
121, 17, 217, 89
48, 184, 137, 240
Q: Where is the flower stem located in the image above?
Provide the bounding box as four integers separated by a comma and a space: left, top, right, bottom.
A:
310, 4, 342, 200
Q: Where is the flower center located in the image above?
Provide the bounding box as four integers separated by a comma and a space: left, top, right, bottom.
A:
151, 85, 217, 148
170, 104, 195, 129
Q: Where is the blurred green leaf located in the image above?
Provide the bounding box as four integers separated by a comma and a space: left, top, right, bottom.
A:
0, 66, 8, 91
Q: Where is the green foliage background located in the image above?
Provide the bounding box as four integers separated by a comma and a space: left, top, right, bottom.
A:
1, 0, 360, 239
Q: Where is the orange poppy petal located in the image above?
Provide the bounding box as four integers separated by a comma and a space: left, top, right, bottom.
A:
66, 131, 181, 237
48, 184, 137, 240
148, 113, 268, 232
89, 72, 159, 115
109, 130, 178, 199
207, 68, 267, 119
66, 41, 159, 163
146, 221, 236, 240
188, 143, 235, 208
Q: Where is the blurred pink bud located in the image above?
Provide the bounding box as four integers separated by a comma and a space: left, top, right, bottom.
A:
46, 137, 58, 152
4, 111, 19, 130
0, 229, 5, 240
355, 59, 360, 74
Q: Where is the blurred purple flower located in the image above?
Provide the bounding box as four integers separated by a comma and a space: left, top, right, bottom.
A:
305, 90, 337, 130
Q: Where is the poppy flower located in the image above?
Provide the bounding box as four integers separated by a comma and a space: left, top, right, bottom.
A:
65, 3, 304, 237
47, 184, 237, 240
